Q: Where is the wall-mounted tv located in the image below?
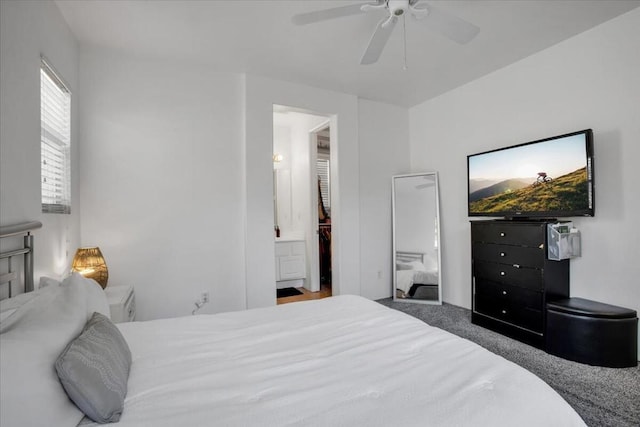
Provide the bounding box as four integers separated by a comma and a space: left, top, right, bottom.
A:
467, 129, 594, 219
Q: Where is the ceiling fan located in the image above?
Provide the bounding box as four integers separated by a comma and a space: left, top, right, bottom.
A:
292, 0, 480, 65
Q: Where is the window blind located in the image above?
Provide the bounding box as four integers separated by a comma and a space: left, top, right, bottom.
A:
317, 158, 331, 216
40, 58, 71, 214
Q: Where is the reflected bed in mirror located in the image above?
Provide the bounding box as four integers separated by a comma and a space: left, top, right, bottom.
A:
392, 172, 442, 305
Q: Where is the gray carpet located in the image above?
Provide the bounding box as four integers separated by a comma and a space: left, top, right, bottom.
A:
376, 298, 639, 427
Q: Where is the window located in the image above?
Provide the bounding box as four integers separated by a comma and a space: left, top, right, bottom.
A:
40, 58, 71, 214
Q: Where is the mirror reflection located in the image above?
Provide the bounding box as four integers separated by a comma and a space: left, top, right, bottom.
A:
392, 172, 442, 304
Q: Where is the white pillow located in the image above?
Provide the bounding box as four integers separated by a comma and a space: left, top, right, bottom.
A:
0, 284, 59, 333
422, 251, 438, 271
396, 261, 413, 271
1, 276, 64, 331
39, 275, 62, 289
61, 273, 110, 321
0, 309, 17, 323
0, 273, 109, 427
408, 260, 427, 271
0, 284, 53, 313
396, 260, 430, 272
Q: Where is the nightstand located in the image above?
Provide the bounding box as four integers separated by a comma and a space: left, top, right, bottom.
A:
104, 285, 136, 323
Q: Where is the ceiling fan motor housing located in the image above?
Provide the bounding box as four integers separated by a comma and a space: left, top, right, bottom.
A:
388, 0, 409, 16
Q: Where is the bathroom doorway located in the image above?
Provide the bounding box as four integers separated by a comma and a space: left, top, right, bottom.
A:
273, 105, 333, 303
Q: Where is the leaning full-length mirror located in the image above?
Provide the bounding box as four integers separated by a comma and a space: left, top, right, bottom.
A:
392, 172, 442, 304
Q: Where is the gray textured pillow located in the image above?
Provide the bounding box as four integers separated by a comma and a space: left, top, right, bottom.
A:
55, 312, 132, 423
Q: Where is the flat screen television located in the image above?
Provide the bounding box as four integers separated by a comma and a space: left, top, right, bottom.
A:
467, 129, 594, 219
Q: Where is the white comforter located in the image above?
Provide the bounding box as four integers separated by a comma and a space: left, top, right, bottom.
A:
82, 295, 585, 427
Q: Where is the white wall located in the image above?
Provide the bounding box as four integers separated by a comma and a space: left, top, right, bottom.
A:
358, 99, 410, 300
78, 48, 246, 320
0, 0, 80, 284
77, 56, 409, 318
409, 9, 640, 356
1, 2, 411, 315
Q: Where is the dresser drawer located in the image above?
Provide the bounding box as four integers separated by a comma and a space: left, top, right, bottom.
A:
473, 261, 543, 290
475, 294, 543, 333
472, 242, 545, 268
475, 280, 542, 309
471, 222, 545, 247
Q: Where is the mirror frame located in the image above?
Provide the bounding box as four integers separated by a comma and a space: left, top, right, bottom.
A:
392, 172, 442, 305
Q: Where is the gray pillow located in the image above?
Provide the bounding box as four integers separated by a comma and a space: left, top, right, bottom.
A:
55, 312, 132, 423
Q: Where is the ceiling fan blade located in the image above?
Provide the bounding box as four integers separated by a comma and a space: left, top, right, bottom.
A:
361, 16, 398, 65
292, 2, 371, 26
418, 3, 479, 44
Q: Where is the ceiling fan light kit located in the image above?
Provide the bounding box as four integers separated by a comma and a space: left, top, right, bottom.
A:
292, 0, 479, 66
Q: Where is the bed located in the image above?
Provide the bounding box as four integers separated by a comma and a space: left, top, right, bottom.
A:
395, 251, 439, 299
1, 223, 586, 426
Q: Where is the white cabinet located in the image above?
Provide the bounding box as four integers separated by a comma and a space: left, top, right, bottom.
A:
104, 285, 136, 323
275, 240, 306, 281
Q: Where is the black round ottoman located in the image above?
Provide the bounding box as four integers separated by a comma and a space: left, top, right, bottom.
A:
546, 297, 638, 368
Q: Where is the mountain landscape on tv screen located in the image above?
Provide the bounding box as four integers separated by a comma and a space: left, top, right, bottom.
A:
469, 167, 589, 214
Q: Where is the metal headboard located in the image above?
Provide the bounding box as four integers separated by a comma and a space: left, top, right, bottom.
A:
0, 221, 42, 297
396, 251, 425, 264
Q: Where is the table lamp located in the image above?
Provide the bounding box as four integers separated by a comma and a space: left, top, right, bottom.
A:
71, 247, 109, 288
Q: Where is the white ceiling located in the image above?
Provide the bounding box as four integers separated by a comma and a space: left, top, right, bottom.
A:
55, 0, 640, 107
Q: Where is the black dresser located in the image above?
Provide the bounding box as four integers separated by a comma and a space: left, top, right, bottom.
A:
471, 220, 570, 348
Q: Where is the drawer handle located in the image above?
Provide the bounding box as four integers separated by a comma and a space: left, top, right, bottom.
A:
500, 232, 505, 237
513, 264, 520, 269
500, 252, 505, 257
502, 290, 507, 295
500, 271, 506, 276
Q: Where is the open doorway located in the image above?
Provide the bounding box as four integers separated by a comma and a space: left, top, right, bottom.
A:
272, 105, 333, 304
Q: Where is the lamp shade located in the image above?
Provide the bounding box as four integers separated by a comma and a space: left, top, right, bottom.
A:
71, 247, 108, 288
